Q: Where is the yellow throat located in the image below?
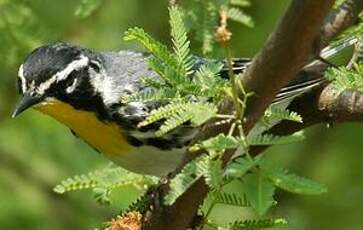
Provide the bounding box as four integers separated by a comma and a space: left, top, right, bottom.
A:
35, 100, 130, 157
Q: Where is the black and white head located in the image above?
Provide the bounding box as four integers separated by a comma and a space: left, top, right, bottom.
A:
13, 43, 106, 118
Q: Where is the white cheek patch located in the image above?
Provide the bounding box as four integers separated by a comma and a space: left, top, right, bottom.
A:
89, 68, 117, 105
18, 64, 27, 93
36, 55, 89, 94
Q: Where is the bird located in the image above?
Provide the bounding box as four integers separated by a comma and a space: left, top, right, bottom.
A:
12, 39, 356, 176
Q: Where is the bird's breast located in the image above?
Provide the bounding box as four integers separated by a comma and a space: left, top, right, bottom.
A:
34, 100, 186, 176
35, 100, 131, 156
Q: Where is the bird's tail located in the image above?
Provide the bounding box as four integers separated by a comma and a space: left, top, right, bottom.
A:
273, 37, 359, 104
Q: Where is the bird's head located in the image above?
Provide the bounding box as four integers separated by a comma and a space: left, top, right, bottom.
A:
13, 43, 106, 118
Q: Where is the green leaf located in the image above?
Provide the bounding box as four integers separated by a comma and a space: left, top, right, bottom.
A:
263, 167, 328, 195
203, 158, 224, 190
215, 192, 250, 207
189, 103, 218, 126
138, 101, 186, 128
54, 165, 157, 205
191, 134, 239, 153
226, 157, 259, 179
121, 87, 177, 104
248, 131, 305, 146
264, 107, 303, 124
169, 6, 193, 75
124, 27, 178, 71
156, 110, 192, 136
230, 0, 251, 7
227, 7, 254, 27
75, 0, 103, 18
325, 64, 363, 93
243, 171, 275, 216
53, 172, 98, 194
229, 218, 287, 230
192, 62, 227, 97
165, 156, 207, 205
140, 101, 216, 136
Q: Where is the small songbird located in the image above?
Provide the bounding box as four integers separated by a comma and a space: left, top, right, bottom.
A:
12, 39, 355, 176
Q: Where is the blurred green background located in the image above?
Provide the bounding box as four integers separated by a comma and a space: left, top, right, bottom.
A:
0, 0, 363, 229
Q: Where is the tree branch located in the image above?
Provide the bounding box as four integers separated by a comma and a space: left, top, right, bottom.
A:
242, 0, 335, 132
251, 83, 363, 155
323, 0, 363, 43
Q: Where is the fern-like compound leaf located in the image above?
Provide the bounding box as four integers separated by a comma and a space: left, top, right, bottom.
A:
248, 131, 305, 146
215, 192, 250, 207
228, 218, 287, 230
165, 155, 207, 205
243, 170, 276, 216
263, 167, 328, 195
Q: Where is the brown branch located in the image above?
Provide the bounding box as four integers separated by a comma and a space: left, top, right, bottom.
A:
319, 85, 363, 121
322, 0, 363, 43
250, 84, 363, 158
242, 0, 335, 132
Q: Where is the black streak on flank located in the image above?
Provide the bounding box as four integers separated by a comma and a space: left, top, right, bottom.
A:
145, 138, 183, 150
126, 135, 144, 147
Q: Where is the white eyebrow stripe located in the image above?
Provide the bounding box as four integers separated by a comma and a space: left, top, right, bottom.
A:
18, 64, 27, 93
56, 55, 89, 81
36, 75, 57, 94
36, 55, 89, 94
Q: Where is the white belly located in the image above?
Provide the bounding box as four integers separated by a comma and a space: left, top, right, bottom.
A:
108, 146, 187, 177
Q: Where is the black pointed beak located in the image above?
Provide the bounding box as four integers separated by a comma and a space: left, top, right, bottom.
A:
12, 93, 43, 118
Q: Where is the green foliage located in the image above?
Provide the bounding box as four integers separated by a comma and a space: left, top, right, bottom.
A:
228, 218, 287, 230
333, 0, 345, 9
0, 0, 43, 67
169, 6, 193, 76
125, 6, 227, 136
164, 155, 208, 205
325, 63, 363, 93
190, 133, 240, 153
123, 7, 325, 228
124, 27, 181, 85
247, 131, 305, 146
215, 192, 250, 207
54, 165, 157, 205
226, 156, 260, 179
263, 166, 327, 195
243, 170, 276, 216
75, 0, 103, 18
203, 158, 224, 190
264, 107, 303, 124
192, 62, 227, 98
334, 20, 363, 47
227, 7, 253, 27
181, 0, 253, 54
3, 1, 363, 229
0, 0, 104, 68
138, 101, 217, 136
